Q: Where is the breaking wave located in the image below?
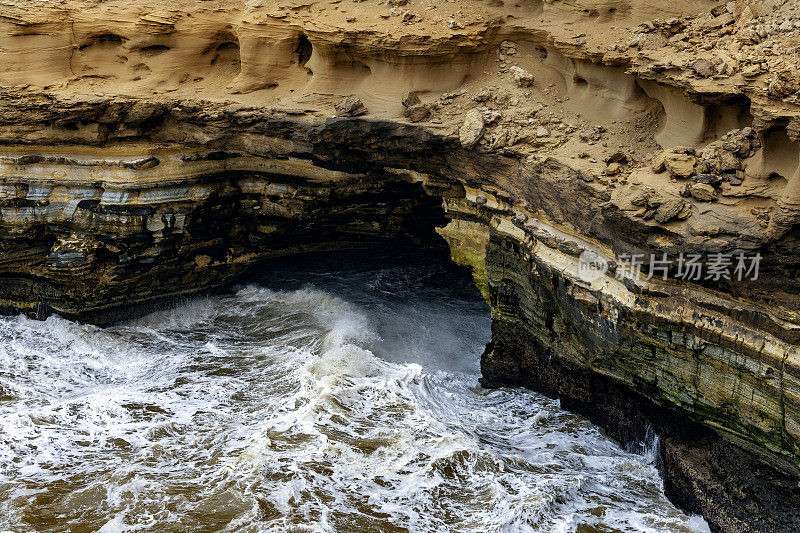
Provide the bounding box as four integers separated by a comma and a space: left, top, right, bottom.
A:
0, 250, 708, 532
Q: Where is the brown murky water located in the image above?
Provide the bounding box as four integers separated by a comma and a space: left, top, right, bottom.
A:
0, 250, 709, 532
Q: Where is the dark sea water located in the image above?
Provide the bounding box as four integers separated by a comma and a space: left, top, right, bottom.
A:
0, 249, 708, 532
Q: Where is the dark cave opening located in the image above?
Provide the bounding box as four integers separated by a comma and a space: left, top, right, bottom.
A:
296, 34, 313, 68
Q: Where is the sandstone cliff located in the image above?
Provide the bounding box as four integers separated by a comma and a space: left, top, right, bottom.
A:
1, 0, 799, 530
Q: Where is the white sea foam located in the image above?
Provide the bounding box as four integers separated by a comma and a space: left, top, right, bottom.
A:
0, 269, 710, 532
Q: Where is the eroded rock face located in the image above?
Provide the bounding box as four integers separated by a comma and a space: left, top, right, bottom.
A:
2, 0, 800, 530
0, 116, 460, 321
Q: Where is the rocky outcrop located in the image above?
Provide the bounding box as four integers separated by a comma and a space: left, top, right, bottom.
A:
1, 0, 800, 530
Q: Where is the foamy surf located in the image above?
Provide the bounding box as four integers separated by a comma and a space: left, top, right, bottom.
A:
0, 251, 709, 532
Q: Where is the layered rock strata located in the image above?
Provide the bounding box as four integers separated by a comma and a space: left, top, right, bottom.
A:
1, 0, 800, 530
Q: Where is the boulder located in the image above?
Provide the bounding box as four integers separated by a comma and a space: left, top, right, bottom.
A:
652, 147, 695, 174
631, 186, 663, 208
767, 71, 799, 98
698, 143, 743, 174
509, 66, 534, 87
403, 104, 430, 123
472, 87, 493, 103
692, 58, 715, 78
459, 109, 485, 148
402, 91, 421, 108
741, 63, 765, 78
721, 127, 761, 158
664, 153, 698, 178
689, 183, 717, 202
655, 198, 687, 223
579, 128, 602, 142
693, 173, 724, 186
335, 95, 368, 117
651, 150, 674, 174
605, 151, 629, 164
